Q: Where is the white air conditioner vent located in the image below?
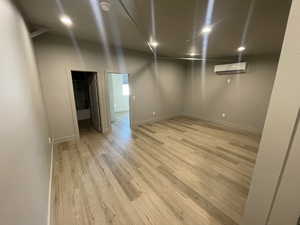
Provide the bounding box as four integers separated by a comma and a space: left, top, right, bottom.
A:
214, 62, 247, 75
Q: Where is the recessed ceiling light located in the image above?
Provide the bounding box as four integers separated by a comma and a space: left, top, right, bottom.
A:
201, 26, 212, 34
189, 52, 196, 56
99, 0, 111, 11
60, 15, 73, 27
238, 46, 246, 52
179, 57, 202, 61
149, 40, 159, 48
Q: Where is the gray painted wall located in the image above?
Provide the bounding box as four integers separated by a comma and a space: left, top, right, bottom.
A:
242, 0, 300, 223
34, 33, 279, 141
183, 57, 279, 134
0, 1, 51, 225
34, 35, 186, 141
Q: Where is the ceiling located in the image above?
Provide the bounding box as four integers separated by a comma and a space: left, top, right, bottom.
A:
15, 0, 292, 58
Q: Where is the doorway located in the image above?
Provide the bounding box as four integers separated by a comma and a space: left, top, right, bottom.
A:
71, 71, 102, 133
107, 73, 131, 128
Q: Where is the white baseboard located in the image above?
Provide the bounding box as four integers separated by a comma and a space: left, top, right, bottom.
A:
47, 141, 54, 225
114, 110, 129, 113
102, 126, 111, 133
132, 114, 181, 128
182, 113, 262, 136
53, 135, 77, 144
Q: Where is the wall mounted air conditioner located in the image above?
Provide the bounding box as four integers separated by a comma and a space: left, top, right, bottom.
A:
214, 62, 247, 75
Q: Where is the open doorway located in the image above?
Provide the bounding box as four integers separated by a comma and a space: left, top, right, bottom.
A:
107, 73, 131, 128
71, 71, 102, 133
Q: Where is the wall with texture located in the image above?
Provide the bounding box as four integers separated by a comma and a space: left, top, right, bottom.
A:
34, 34, 186, 141
183, 57, 279, 134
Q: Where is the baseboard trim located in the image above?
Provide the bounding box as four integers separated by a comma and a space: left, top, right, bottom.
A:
182, 113, 262, 137
53, 135, 77, 144
102, 126, 111, 134
132, 114, 181, 128
47, 141, 54, 225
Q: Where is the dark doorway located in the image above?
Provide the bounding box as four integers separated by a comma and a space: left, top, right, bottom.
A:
71, 71, 102, 133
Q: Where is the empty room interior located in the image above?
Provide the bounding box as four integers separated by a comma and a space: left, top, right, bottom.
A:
2, 0, 300, 225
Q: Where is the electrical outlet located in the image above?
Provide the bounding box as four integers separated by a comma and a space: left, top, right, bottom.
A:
221, 113, 226, 118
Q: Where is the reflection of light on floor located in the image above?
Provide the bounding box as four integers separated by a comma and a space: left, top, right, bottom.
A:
55, 0, 86, 67
114, 111, 131, 141
88, 0, 113, 68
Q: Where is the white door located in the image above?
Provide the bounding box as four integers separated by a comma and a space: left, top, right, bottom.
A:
89, 74, 102, 132
268, 110, 300, 225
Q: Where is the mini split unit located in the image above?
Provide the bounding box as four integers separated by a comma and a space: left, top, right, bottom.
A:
214, 62, 247, 75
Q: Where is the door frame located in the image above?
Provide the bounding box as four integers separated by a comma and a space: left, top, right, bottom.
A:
88, 73, 102, 132
104, 71, 133, 129
67, 70, 105, 140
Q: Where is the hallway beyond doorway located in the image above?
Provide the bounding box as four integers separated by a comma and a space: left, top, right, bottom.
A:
113, 111, 130, 128
107, 73, 131, 129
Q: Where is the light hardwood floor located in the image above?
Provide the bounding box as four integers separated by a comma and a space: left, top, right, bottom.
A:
51, 116, 259, 225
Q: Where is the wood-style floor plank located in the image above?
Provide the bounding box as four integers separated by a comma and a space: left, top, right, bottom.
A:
51, 113, 259, 225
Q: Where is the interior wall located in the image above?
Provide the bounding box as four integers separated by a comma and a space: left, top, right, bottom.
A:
34, 34, 186, 141
242, 0, 300, 223
111, 74, 129, 113
0, 1, 51, 225
183, 57, 279, 134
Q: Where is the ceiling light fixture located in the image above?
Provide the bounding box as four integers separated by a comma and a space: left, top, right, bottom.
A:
201, 26, 212, 34
179, 57, 203, 61
238, 46, 246, 52
99, 0, 111, 11
189, 52, 197, 57
149, 40, 159, 48
60, 15, 73, 27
